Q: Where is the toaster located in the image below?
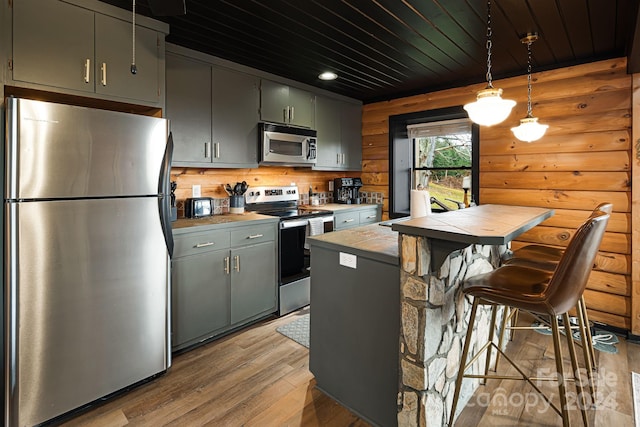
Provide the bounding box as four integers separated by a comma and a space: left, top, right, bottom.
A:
185, 197, 214, 218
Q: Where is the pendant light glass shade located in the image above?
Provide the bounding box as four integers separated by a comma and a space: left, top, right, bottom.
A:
464, 88, 516, 127
511, 33, 548, 143
511, 117, 548, 142
465, 0, 515, 127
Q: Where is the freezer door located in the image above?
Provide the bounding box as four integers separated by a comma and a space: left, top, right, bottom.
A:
5, 97, 167, 200
5, 197, 170, 426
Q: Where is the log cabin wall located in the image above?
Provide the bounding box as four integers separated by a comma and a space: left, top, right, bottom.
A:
362, 58, 636, 333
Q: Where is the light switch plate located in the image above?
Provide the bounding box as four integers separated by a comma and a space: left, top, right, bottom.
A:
192, 185, 201, 197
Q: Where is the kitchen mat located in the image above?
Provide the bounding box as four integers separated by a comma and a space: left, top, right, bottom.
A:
277, 313, 309, 349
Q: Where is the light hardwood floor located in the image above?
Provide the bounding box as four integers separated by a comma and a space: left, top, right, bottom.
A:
61, 309, 638, 427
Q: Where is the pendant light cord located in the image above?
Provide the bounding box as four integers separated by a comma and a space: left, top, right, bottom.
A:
131, 0, 137, 74
485, 0, 493, 88
526, 40, 533, 117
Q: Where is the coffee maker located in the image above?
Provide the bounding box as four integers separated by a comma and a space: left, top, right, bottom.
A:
333, 177, 363, 204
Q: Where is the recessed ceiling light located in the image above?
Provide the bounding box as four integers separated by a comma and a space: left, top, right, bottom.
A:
318, 71, 338, 81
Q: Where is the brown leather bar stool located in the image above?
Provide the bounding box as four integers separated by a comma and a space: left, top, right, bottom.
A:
503, 202, 612, 375
448, 211, 609, 427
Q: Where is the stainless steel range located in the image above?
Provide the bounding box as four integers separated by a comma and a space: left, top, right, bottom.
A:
245, 186, 333, 315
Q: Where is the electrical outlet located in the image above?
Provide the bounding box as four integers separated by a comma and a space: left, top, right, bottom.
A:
192, 185, 201, 198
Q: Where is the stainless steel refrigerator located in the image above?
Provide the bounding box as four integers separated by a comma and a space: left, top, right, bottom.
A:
4, 97, 173, 426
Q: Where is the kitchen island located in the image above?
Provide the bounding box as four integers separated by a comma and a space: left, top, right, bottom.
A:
308, 204, 553, 427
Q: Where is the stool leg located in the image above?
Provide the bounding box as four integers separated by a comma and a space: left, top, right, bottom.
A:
563, 313, 590, 426
448, 298, 479, 427
575, 299, 596, 405
579, 296, 597, 371
494, 306, 511, 372
482, 305, 498, 382
550, 315, 570, 427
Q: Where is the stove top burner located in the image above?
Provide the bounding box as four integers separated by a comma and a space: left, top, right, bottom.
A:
244, 185, 333, 221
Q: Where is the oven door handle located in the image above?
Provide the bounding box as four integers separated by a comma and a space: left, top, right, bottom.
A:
280, 219, 309, 229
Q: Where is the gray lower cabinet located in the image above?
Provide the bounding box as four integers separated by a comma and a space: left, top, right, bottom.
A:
260, 80, 315, 128
334, 206, 381, 230
172, 248, 230, 347
309, 244, 400, 427
11, 0, 164, 105
171, 222, 277, 351
166, 50, 260, 168
314, 95, 362, 171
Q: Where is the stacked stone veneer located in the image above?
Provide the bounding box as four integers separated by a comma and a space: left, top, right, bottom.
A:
397, 234, 508, 427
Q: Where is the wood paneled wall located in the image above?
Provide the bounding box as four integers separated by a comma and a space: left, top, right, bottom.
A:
170, 166, 359, 204
362, 58, 635, 332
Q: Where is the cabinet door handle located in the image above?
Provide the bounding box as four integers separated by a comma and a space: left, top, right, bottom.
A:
234, 255, 240, 272
341, 153, 346, 165
343, 218, 355, 223
84, 59, 91, 83
290, 106, 294, 121
224, 256, 230, 274
204, 142, 210, 158
337, 153, 341, 165
100, 62, 107, 86
214, 142, 220, 159
284, 106, 290, 123
248, 234, 264, 239
194, 242, 214, 248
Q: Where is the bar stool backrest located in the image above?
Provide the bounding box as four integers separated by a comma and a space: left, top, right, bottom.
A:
544, 211, 610, 316
592, 202, 613, 215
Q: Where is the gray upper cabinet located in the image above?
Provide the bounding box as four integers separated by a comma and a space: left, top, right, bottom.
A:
315, 96, 342, 168
13, 0, 94, 93
212, 67, 260, 166
260, 80, 315, 128
94, 14, 160, 103
166, 51, 259, 168
12, 0, 164, 105
166, 54, 212, 164
314, 95, 363, 171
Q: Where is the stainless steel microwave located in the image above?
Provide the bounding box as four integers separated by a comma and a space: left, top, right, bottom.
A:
260, 122, 317, 166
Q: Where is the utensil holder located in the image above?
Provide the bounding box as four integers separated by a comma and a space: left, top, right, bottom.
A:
230, 195, 245, 214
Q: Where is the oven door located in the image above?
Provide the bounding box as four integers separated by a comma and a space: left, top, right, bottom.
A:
279, 219, 309, 283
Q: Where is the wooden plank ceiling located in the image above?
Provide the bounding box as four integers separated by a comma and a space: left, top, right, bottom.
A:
100, 0, 640, 103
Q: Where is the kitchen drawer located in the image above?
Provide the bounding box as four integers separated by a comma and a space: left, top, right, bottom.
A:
231, 224, 276, 247
359, 209, 380, 225
334, 211, 359, 229
174, 230, 230, 257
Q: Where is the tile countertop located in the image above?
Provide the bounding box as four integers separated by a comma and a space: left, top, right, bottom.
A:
308, 223, 399, 265
172, 212, 278, 233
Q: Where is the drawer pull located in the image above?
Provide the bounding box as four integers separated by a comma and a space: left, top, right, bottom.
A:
343, 218, 355, 223
248, 234, 264, 239
366, 215, 376, 219
194, 242, 215, 248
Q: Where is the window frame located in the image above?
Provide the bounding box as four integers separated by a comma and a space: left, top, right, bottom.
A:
388, 107, 479, 218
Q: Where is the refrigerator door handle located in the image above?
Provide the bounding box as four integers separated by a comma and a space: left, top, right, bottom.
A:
158, 132, 174, 258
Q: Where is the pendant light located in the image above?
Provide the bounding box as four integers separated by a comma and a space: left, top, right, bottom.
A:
464, 0, 515, 127
511, 33, 548, 142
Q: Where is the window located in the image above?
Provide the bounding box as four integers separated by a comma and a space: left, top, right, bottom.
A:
409, 118, 473, 210
389, 107, 479, 218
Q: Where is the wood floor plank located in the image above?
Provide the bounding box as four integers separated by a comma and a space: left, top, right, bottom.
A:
59, 308, 638, 427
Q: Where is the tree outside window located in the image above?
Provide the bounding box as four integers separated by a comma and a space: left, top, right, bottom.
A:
410, 119, 473, 211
